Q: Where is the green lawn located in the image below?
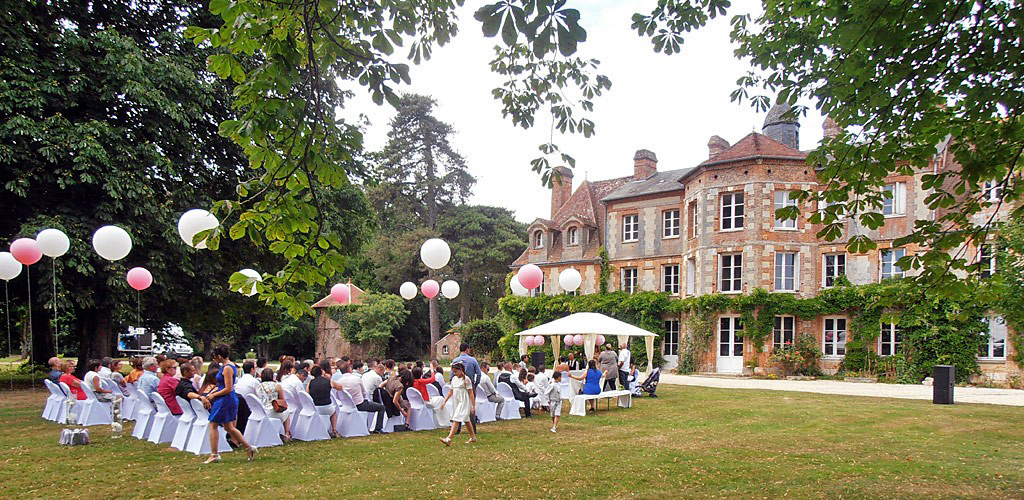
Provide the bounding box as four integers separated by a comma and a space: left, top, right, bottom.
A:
2, 385, 1023, 498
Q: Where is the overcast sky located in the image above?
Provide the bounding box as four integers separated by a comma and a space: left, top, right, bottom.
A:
342, 1, 824, 223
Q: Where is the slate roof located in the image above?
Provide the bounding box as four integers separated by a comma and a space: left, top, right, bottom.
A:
601, 168, 692, 202
697, 132, 806, 167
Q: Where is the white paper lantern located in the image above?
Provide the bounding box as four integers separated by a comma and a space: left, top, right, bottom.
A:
399, 281, 418, 300
558, 268, 582, 292
238, 268, 262, 297
177, 209, 219, 249
36, 229, 70, 258
510, 275, 529, 297
92, 226, 132, 261
441, 280, 460, 299
419, 238, 451, 270
0, 252, 22, 281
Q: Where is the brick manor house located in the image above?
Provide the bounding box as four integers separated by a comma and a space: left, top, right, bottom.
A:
511, 105, 1018, 380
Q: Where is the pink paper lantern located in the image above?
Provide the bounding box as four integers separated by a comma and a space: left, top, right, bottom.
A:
126, 267, 153, 291
563, 335, 573, 346
572, 334, 584, 346
534, 335, 545, 346
597, 334, 606, 346
518, 264, 543, 290
10, 238, 42, 266
525, 336, 535, 346
331, 283, 350, 303
421, 279, 439, 299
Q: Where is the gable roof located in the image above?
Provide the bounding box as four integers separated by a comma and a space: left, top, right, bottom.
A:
312, 284, 367, 308
698, 132, 806, 167
601, 168, 692, 202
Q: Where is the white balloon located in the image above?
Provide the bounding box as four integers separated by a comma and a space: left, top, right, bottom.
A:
441, 280, 460, 299
0, 252, 22, 281
510, 275, 529, 297
558, 268, 582, 292
92, 225, 132, 261
399, 281, 418, 300
238, 268, 262, 297
36, 229, 70, 258
419, 238, 451, 270
177, 209, 219, 249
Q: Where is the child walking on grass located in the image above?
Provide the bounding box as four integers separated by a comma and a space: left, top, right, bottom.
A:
440, 362, 476, 446
547, 371, 563, 433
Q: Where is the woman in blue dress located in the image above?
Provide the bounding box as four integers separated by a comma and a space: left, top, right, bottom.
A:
569, 360, 605, 412
204, 344, 257, 463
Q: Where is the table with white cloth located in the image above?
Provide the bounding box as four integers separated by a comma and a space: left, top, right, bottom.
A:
568, 389, 632, 417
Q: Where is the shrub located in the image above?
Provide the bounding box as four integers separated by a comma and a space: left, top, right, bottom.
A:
457, 319, 505, 355
770, 333, 821, 376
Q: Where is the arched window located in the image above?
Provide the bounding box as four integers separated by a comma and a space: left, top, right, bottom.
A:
567, 227, 579, 246
534, 230, 544, 248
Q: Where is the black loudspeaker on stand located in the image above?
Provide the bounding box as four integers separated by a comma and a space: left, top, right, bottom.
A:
531, 351, 545, 371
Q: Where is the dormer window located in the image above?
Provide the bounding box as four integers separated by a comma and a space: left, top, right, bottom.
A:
567, 227, 579, 246
533, 230, 544, 248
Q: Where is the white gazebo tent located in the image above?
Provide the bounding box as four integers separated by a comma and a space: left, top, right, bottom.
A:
515, 312, 658, 376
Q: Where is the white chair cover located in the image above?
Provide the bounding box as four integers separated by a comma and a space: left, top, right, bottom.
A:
243, 394, 283, 448
147, 392, 178, 444
184, 398, 232, 455
130, 388, 155, 439
42, 379, 62, 421
426, 383, 441, 399
474, 388, 497, 423
405, 388, 436, 431
170, 396, 195, 450
51, 381, 70, 424
334, 390, 369, 437
496, 382, 521, 420
291, 391, 330, 441
78, 380, 113, 426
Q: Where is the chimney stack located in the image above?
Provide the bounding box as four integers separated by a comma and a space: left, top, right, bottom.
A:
633, 149, 658, 179
708, 135, 730, 159
550, 166, 574, 219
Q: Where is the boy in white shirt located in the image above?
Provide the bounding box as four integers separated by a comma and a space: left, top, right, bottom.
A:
546, 371, 563, 432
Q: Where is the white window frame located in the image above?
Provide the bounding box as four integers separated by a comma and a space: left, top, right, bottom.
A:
982, 180, 1001, 203
720, 192, 745, 231
621, 267, 638, 294
622, 214, 639, 242
534, 230, 544, 249
774, 252, 798, 292
882, 182, 906, 217
719, 315, 744, 358
979, 244, 996, 279
688, 201, 698, 239
529, 279, 545, 297
881, 248, 906, 281
774, 191, 799, 229
663, 209, 680, 238
719, 253, 743, 294
662, 264, 680, 295
773, 316, 795, 351
685, 258, 696, 296
567, 226, 579, 246
663, 320, 680, 356
980, 316, 1007, 360
879, 323, 902, 356
823, 317, 847, 358
822, 253, 846, 288
442, 345, 449, 355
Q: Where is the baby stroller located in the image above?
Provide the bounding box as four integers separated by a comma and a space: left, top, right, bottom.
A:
638, 367, 660, 397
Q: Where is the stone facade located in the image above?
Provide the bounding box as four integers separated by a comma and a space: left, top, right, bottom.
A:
435, 333, 461, 361
511, 108, 1018, 379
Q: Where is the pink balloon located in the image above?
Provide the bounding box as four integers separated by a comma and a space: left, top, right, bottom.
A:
10, 238, 42, 266
421, 279, 439, 299
331, 283, 350, 303
518, 264, 543, 290
597, 335, 606, 346
534, 335, 545, 346
126, 267, 153, 291
563, 335, 573, 346
572, 334, 584, 346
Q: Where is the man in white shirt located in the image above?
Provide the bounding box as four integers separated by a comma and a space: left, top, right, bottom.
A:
533, 368, 551, 409
331, 359, 346, 383
476, 362, 505, 419
233, 361, 260, 433
98, 357, 114, 380
618, 342, 632, 390
281, 367, 307, 401
361, 363, 386, 400
335, 363, 385, 433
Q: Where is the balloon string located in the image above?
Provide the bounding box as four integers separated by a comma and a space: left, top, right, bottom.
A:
53, 259, 58, 357
5, 281, 9, 391
137, 290, 141, 327
27, 266, 33, 390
